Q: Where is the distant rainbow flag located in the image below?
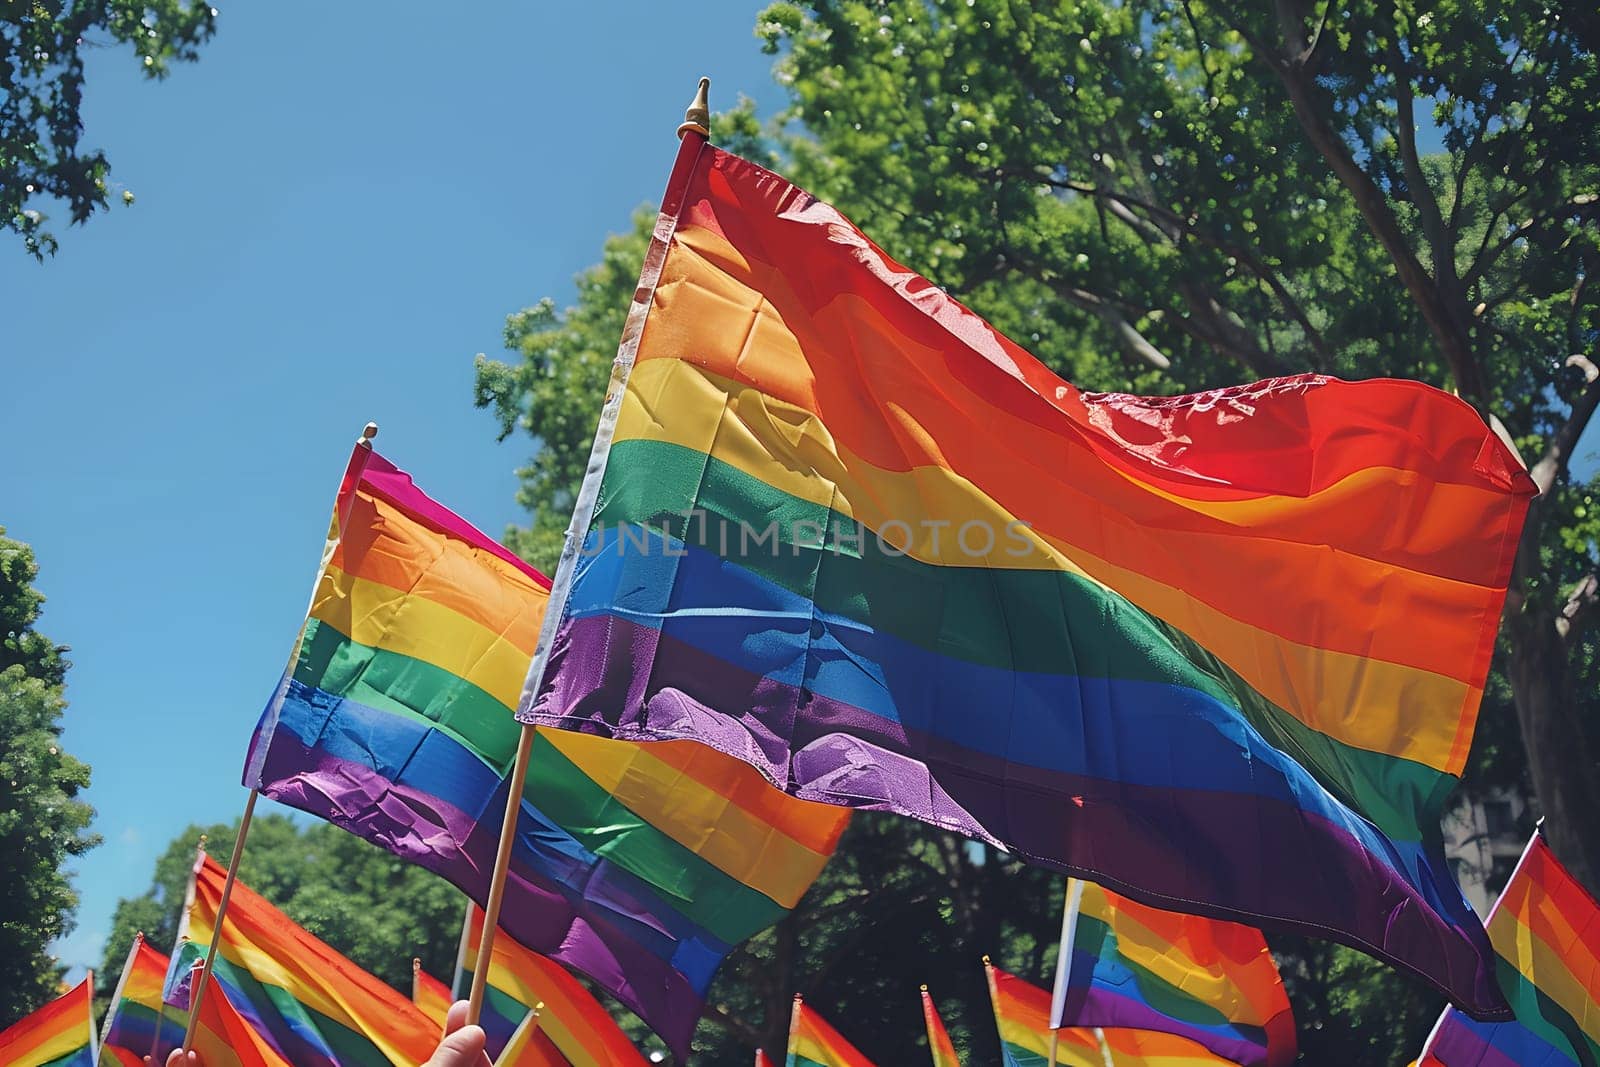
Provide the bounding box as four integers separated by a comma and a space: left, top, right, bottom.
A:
920, 986, 961, 1067
1418, 831, 1600, 1065
0, 976, 97, 1067
186, 967, 292, 1067
1055, 879, 1295, 1066
244, 443, 849, 1056
787, 997, 874, 1067
178, 853, 439, 1066
461, 904, 645, 1066
99, 934, 186, 1066
493, 1008, 563, 1067
520, 133, 1532, 1018
986, 959, 1231, 1067
412, 960, 452, 1030
757, 1051, 776, 1067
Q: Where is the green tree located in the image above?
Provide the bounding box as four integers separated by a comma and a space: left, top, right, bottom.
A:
3, 1, 218, 259
98, 815, 465, 996
0, 528, 97, 1028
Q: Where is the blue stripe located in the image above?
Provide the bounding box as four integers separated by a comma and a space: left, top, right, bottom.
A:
270, 684, 729, 991
1431, 1010, 1581, 1066
567, 526, 1452, 909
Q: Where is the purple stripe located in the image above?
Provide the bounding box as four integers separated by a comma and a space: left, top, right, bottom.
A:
256, 742, 705, 1055
532, 611, 1504, 1016
1426, 1016, 1538, 1067
1069, 987, 1267, 1066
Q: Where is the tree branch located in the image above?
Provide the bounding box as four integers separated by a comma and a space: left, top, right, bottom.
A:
1557, 573, 1600, 644
1391, 42, 1459, 294
1530, 371, 1600, 495
1221, 4, 1489, 404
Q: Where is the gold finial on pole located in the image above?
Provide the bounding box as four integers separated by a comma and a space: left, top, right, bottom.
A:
678, 76, 711, 139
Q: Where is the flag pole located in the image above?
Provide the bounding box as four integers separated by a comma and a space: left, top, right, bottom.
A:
99, 933, 141, 1057
788, 993, 804, 1064
1093, 1027, 1115, 1067
1047, 877, 1087, 1067
181, 788, 257, 1052
184, 423, 380, 1053
466, 77, 712, 1027
450, 900, 472, 1001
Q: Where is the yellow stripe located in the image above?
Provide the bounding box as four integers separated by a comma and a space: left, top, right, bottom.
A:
544, 731, 833, 908
1488, 906, 1600, 1046
616, 357, 1474, 773
1079, 883, 1275, 1025
310, 567, 536, 712
10, 1027, 85, 1063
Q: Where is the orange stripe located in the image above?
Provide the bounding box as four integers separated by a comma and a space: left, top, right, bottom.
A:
331, 489, 549, 649
0, 977, 93, 1062
641, 223, 1509, 694
551, 732, 849, 857
792, 1003, 874, 1066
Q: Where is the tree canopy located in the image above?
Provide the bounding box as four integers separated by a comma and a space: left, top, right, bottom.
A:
3, 1, 217, 259
0, 528, 97, 1029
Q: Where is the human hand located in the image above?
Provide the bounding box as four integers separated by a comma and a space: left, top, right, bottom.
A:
423, 1000, 491, 1067
151, 1051, 197, 1066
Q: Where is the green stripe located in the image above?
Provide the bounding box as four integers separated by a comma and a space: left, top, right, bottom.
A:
296, 618, 522, 769
1000, 1040, 1048, 1067
485, 984, 527, 1029
529, 730, 790, 942
1074, 913, 1237, 1030
1494, 956, 1600, 1062
299, 618, 790, 944
594, 437, 1452, 842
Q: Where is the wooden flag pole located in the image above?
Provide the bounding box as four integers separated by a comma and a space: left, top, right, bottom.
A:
467, 722, 536, 1024
183, 422, 381, 1052
1046, 877, 1087, 1067
182, 788, 257, 1052
1093, 1027, 1116, 1067
466, 79, 713, 1027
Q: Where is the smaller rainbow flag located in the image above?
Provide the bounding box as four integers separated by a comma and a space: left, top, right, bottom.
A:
493, 1007, 565, 1067
0, 975, 98, 1067
986, 959, 1232, 1067
1056, 879, 1296, 1066
757, 1051, 776, 1067
99, 934, 187, 1066
1418, 831, 1600, 1065
462, 904, 646, 1066
787, 997, 874, 1067
920, 986, 961, 1067
413, 959, 453, 1030
180, 853, 440, 1066
187, 967, 291, 1067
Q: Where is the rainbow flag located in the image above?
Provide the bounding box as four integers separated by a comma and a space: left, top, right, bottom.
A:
520, 132, 1532, 1017
0, 976, 97, 1067
1418, 832, 1600, 1065
186, 967, 292, 1067
244, 444, 849, 1056
493, 1008, 565, 1067
462, 904, 645, 1066
787, 998, 874, 1067
176, 853, 440, 1066
99, 934, 187, 1066
412, 960, 452, 1030
921, 986, 961, 1067
757, 1051, 776, 1067
986, 960, 1230, 1067
1057, 880, 1295, 1065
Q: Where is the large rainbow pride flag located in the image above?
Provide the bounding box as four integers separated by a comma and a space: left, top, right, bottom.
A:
521, 131, 1532, 1017
787, 997, 874, 1067
987, 960, 1228, 1067
1419, 832, 1600, 1065
1055, 880, 1295, 1066
460, 904, 645, 1066
175, 853, 439, 1066
920, 986, 961, 1067
244, 444, 849, 1055
100, 934, 186, 1066
0, 976, 97, 1067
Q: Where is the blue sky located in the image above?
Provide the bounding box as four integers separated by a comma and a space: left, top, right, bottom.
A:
1, 1, 783, 977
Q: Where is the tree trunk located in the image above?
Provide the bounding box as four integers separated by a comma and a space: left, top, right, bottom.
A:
1506, 608, 1600, 896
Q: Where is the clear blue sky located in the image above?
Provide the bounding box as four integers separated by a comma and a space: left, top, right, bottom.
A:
0, 1, 783, 977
